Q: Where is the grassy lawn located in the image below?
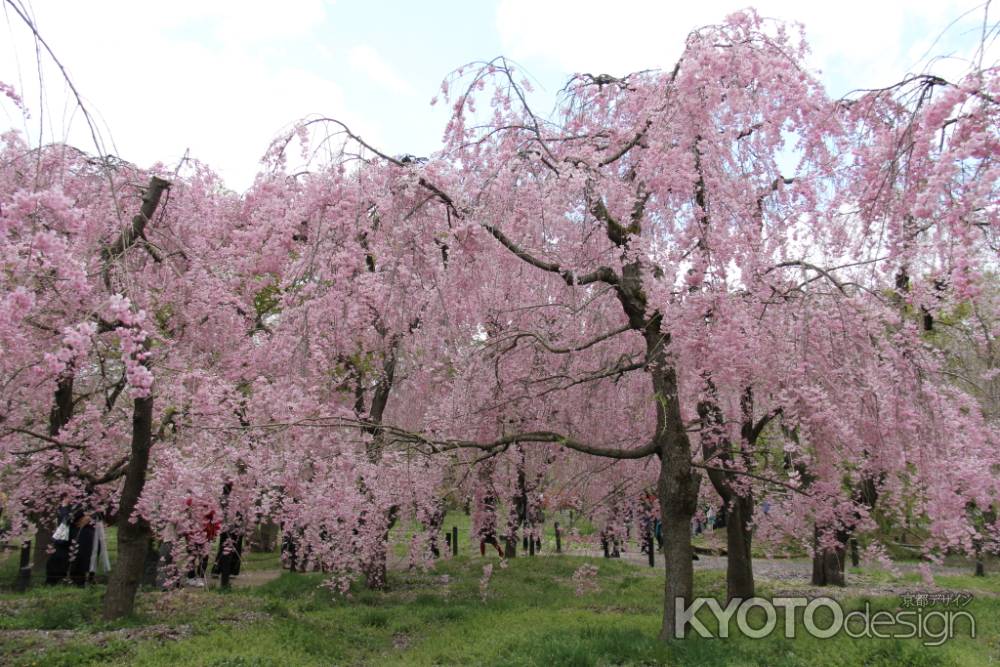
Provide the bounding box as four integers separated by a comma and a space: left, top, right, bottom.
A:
1, 542, 998, 666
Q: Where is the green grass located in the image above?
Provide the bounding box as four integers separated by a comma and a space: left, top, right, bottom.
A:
238, 545, 281, 572
1, 549, 998, 666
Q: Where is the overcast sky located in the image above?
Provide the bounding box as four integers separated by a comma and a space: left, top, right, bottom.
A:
0, 0, 995, 191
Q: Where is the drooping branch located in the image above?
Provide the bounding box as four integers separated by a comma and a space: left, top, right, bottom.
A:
489, 325, 631, 355
691, 463, 811, 496
598, 119, 652, 166
390, 428, 660, 460
769, 260, 849, 295
480, 223, 620, 286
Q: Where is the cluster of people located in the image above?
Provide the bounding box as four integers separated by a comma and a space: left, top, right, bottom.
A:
167, 485, 244, 587
44, 505, 111, 586
692, 504, 728, 536
43, 483, 247, 590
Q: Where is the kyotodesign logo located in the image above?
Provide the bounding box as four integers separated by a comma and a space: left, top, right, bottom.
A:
675, 595, 976, 646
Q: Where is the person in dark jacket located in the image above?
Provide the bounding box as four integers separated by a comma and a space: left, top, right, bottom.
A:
68, 510, 95, 586
46, 506, 94, 586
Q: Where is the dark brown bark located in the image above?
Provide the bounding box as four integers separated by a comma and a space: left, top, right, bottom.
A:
811, 527, 847, 587
649, 356, 700, 639
49, 374, 75, 437
615, 233, 702, 638
100, 177, 171, 290
353, 340, 400, 589
103, 391, 153, 619
724, 495, 755, 599
697, 386, 763, 602
811, 477, 877, 587
31, 522, 52, 574
101, 177, 170, 618
504, 537, 517, 558
658, 436, 700, 640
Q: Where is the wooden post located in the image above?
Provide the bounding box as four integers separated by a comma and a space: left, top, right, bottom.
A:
555, 522, 562, 554
283, 533, 297, 572
451, 526, 458, 557
14, 540, 31, 592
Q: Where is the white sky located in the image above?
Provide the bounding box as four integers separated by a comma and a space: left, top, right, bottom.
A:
0, 0, 995, 191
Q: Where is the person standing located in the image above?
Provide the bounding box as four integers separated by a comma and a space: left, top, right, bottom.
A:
212, 483, 245, 581
87, 514, 111, 583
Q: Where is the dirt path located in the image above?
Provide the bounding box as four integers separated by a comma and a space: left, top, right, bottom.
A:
561, 547, 993, 599
212, 548, 991, 601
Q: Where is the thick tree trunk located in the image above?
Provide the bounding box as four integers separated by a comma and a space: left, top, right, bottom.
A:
359, 345, 399, 590
658, 447, 700, 640
725, 495, 755, 600
653, 359, 701, 640
615, 300, 699, 640
811, 527, 847, 587
701, 462, 755, 601
697, 385, 766, 603
103, 392, 153, 620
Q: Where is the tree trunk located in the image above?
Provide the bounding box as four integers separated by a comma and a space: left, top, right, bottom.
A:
103, 391, 153, 620
362, 536, 388, 590
656, 387, 701, 641
102, 176, 170, 618
724, 495, 755, 600
31, 523, 52, 574
697, 385, 765, 603
504, 537, 517, 558
811, 527, 847, 587
658, 450, 699, 640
